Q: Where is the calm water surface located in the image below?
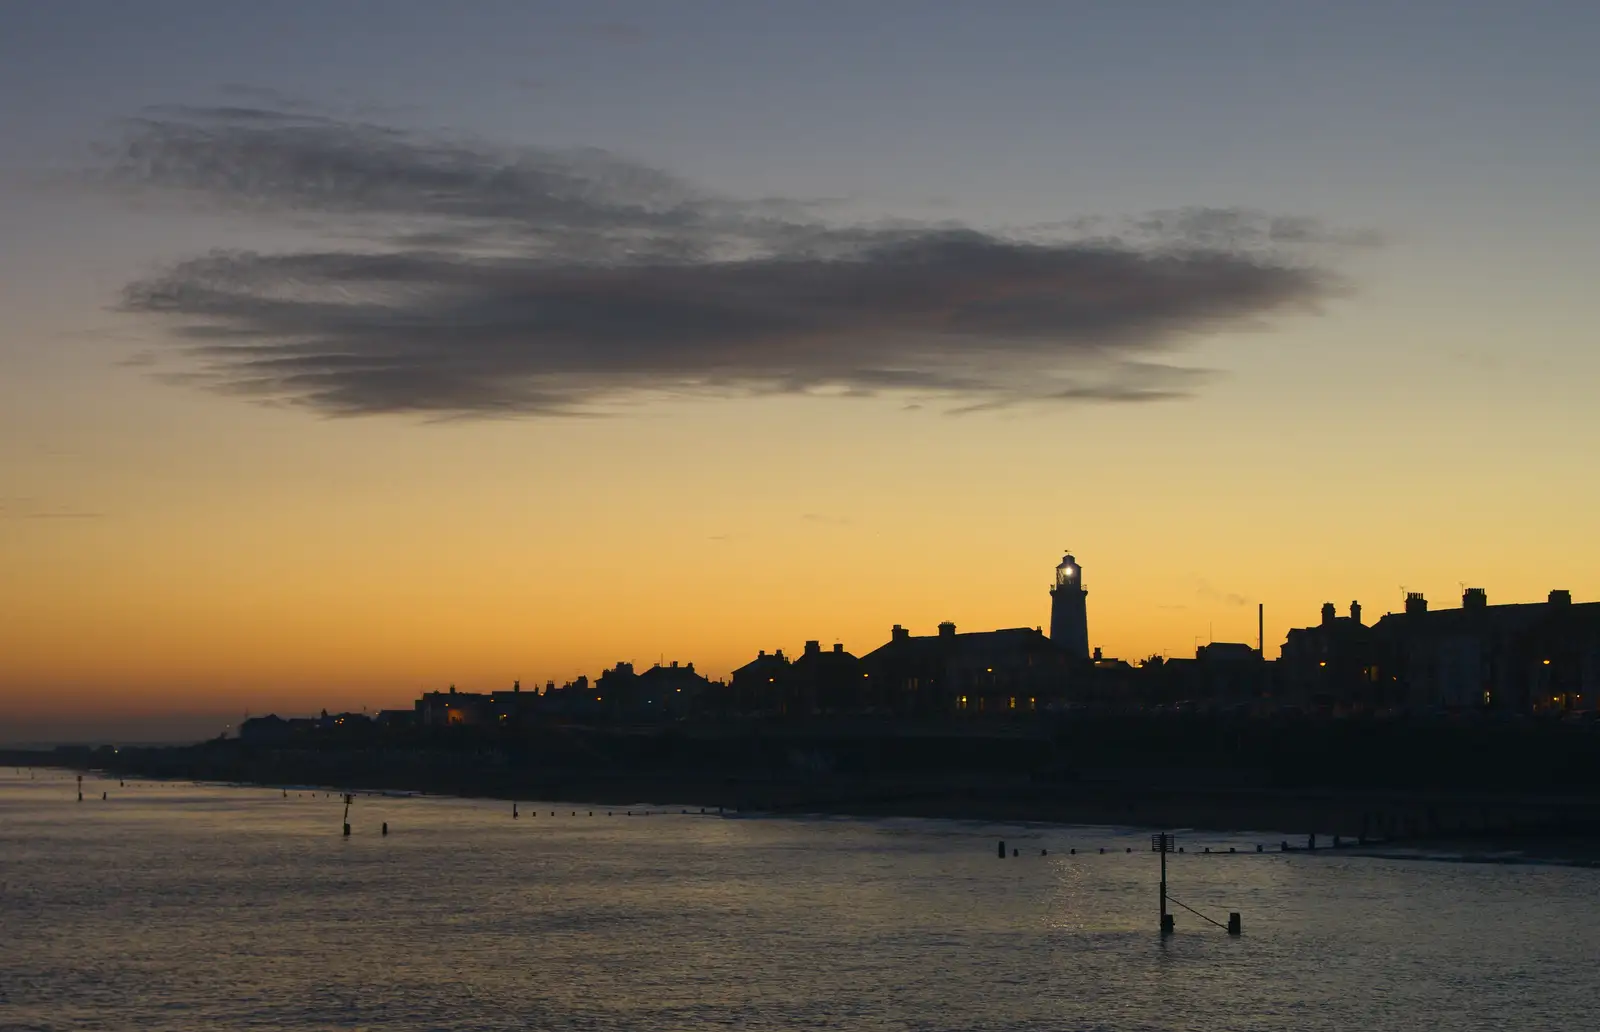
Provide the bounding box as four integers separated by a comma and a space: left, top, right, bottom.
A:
1, 770, 1595, 1031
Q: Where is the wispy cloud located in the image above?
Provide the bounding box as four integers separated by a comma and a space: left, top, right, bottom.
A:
1196, 580, 1251, 607
101, 105, 1355, 419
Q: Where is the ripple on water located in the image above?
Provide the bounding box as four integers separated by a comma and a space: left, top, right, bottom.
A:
0, 771, 1595, 1031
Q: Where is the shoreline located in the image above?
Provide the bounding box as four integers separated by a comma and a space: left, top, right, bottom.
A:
17, 748, 1600, 868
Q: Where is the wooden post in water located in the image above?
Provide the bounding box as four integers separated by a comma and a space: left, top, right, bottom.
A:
1157, 832, 1174, 934
342, 792, 353, 837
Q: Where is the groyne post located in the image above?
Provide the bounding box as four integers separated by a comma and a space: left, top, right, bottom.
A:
1158, 832, 1174, 934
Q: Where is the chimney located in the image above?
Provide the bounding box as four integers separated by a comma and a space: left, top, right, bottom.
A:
1549, 589, 1572, 606
833, 642, 844, 654
1463, 587, 1487, 611
758, 649, 766, 658
938, 621, 956, 638
804, 640, 820, 657
513, 680, 520, 693
892, 624, 909, 643
1405, 592, 1427, 616
1320, 602, 1336, 627
670, 660, 679, 669
1092, 646, 1103, 661
1349, 600, 1362, 625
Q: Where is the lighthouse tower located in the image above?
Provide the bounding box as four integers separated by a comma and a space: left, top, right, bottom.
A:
1049, 553, 1089, 659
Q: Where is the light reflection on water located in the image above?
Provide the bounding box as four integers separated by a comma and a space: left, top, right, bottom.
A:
1, 770, 1595, 1031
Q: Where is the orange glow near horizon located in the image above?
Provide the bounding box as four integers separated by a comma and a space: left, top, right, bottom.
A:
6, 361, 1600, 734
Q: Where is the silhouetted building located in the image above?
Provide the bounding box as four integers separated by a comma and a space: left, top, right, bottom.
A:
539, 675, 598, 718
417, 684, 495, 726
375, 709, 416, 729
1370, 588, 1600, 713
593, 662, 640, 719
319, 711, 372, 731
416, 680, 560, 726
634, 660, 711, 719
730, 649, 791, 715
1280, 601, 1384, 711
1079, 653, 1140, 709
239, 714, 303, 743
789, 640, 865, 714
861, 622, 1071, 715
1049, 553, 1090, 659
1203, 643, 1270, 703
240, 712, 372, 741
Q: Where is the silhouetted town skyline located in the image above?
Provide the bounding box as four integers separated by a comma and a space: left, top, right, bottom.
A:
239, 553, 1600, 743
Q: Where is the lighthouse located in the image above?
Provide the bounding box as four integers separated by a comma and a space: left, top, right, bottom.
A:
1049, 553, 1089, 659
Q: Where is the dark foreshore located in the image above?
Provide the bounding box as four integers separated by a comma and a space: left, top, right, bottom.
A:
13, 714, 1600, 853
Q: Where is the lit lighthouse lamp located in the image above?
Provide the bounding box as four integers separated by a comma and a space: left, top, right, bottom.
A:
1049, 552, 1089, 659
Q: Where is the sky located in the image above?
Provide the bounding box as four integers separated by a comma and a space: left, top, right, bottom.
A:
3, 1, 1598, 741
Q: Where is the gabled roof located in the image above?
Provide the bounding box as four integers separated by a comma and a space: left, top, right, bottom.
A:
1370, 600, 1600, 637
862, 627, 1060, 662
638, 663, 709, 685
419, 689, 493, 703
732, 652, 791, 678
792, 647, 860, 669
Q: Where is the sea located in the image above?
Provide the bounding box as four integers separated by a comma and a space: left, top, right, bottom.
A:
1, 769, 1596, 1031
